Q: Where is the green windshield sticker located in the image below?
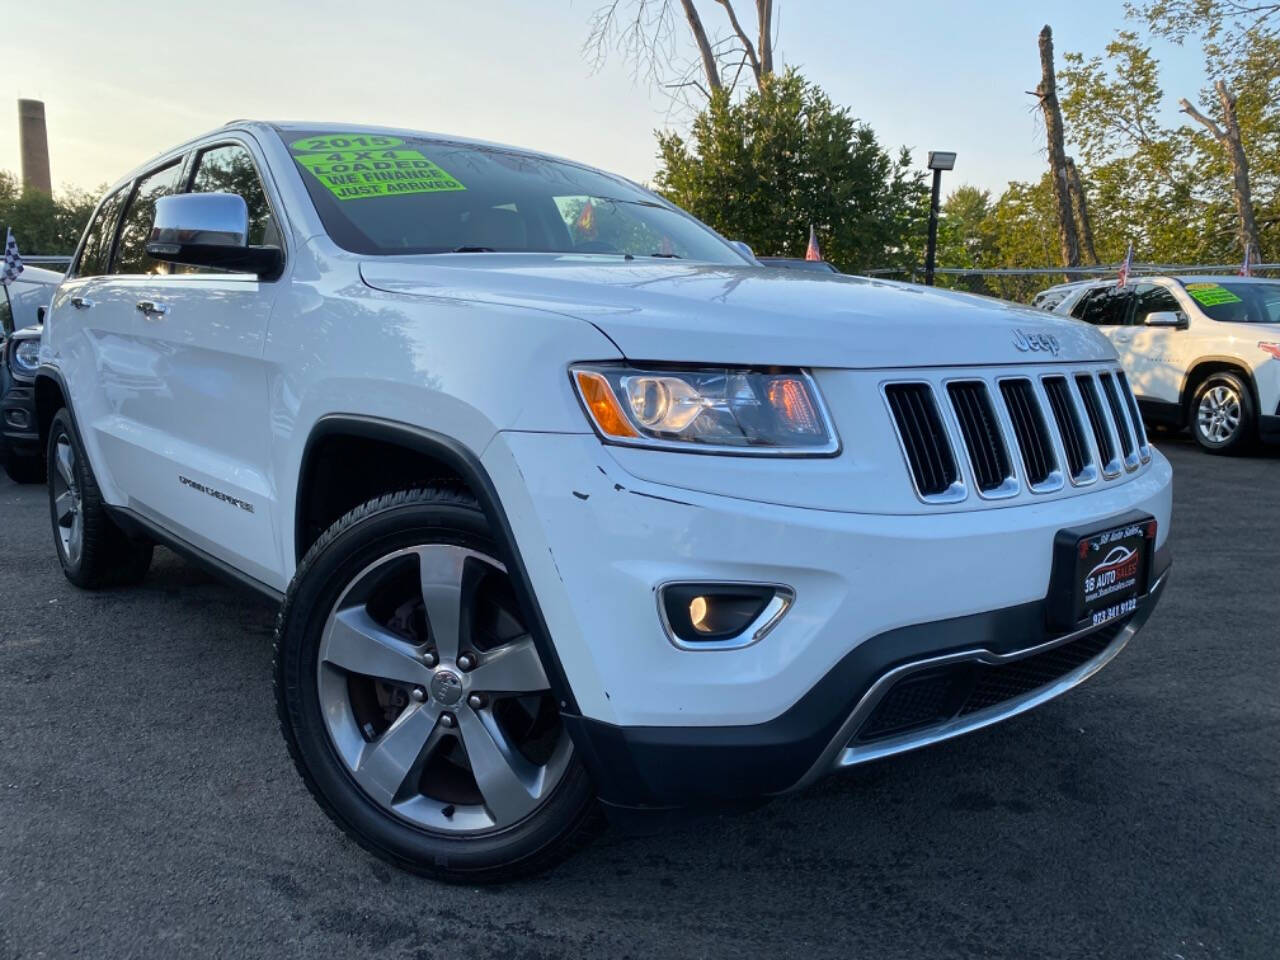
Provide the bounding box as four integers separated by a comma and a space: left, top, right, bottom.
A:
290, 136, 465, 201
1184, 283, 1243, 307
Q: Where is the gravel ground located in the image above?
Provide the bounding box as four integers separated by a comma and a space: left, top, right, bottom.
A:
1, 434, 1276, 959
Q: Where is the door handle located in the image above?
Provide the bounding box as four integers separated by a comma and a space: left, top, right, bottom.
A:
70, 296, 95, 310
136, 300, 169, 319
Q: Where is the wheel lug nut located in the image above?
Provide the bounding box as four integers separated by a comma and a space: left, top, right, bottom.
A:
410, 686, 426, 703
422, 650, 437, 667
457, 653, 476, 671
467, 693, 485, 709
439, 712, 456, 728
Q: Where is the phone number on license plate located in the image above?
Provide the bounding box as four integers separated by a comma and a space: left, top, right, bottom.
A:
1091, 596, 1137, 628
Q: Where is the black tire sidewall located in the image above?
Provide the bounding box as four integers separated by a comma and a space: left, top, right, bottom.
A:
275, 493, 595, 880
1192, 372, 1254, 453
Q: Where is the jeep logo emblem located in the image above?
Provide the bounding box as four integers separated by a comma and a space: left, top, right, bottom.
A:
1013, 329, 1061, 356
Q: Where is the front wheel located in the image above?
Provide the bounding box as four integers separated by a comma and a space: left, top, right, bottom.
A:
274, 486, 598, 882
1192, 372, 1255, 454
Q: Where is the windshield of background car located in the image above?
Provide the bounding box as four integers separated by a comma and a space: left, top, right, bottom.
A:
1179, 280, 1280, 324
281, 130, 746, 263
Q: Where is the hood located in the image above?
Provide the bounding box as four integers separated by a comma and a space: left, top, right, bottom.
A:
359, 255, 1114, 368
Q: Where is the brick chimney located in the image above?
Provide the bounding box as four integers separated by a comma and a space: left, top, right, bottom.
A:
18, 99, 52, 195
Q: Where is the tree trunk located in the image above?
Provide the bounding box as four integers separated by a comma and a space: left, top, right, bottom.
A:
679, 0, 723, 93
1066, 157, 1099, 265
757, 0, 773, 76
1178, 81, 1261, 261
1034, 26, 1082, 273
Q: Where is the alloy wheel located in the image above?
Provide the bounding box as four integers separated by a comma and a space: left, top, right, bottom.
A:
316, 544, 572, 834
1197, 384, 1241, 444
51, 434, 84, 566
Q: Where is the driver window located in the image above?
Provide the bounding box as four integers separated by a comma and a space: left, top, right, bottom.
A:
189, 144, 278, 247
1133, 284, 1181, 326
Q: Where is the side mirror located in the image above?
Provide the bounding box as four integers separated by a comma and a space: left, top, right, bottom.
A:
1144, 310, 1188, 330
145, 193, 282, 279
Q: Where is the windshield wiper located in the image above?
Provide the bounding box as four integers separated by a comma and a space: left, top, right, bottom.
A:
649, 252, 683, 259
451, 245, 497, 253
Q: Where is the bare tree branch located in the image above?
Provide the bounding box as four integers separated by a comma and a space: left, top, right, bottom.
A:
715, 0, 761, 83
757, 0, 774, 74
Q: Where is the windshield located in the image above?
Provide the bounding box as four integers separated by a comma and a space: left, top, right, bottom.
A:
280, 129, 746, 264
1180, 280, 1280, 324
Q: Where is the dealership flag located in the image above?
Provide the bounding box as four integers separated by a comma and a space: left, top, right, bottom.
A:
1239, 244, 1253, 277
2, 228, 23, 286
805, 224, 822, 261
1116, 241, 1133, 287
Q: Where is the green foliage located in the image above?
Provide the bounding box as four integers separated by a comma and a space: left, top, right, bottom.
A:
653, 70, 927, 272
0, 170, 100, 256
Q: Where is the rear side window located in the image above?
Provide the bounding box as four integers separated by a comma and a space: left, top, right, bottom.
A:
1073, 287, 1132, 326
189, 144, 279, 247
72, 188, 127, 279
114, 161, 185, 275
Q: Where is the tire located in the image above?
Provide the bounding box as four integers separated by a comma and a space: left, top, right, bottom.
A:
1191, 371, 1255, 454
4, 451, 45, 484
274, 485, 599, 883
47, 409, 154, 588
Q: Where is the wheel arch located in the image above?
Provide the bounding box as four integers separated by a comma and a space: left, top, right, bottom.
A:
294, 414, 581, 715
33, 366, 71, 452
1179, 357, 1259, 426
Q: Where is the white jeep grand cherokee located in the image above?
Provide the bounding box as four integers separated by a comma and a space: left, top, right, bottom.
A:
36, 122, 1173, 882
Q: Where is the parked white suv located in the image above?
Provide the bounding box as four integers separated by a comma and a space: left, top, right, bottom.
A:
1040, 275, 1280, 453
36, 123, 1173, 881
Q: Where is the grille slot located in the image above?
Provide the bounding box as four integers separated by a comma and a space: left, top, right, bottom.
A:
884, 383, 961, 500
999, 379, 1058, 489
947, 381, 1013, 493
1115, 371, 1151, 460
1075, 374, 1118, 474
1042, 376, 1092, 481
1099, 372, 1137, 466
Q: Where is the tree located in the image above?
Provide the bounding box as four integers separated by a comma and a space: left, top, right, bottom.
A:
653, 71, 927, 271
0, 170, 100, 256
1180, 81, 1262, 259
584, 0, 777, 107
1029, 25, 1084, 271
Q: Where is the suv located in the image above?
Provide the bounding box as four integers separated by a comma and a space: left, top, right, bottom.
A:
2, 265, 61, 482
36, 123, 1173, 882
1043, 275, 1280, 453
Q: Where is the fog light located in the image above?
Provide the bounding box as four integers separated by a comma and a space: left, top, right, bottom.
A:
659, 583, 794, 649
4, 409, 30, 429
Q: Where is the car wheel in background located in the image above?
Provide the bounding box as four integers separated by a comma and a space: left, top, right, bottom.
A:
1191, 372, 1254, 454
46, 409, 153, 588
274, 485, 599, 883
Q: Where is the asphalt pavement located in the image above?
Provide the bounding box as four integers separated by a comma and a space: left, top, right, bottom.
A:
1, 434, 1276, 959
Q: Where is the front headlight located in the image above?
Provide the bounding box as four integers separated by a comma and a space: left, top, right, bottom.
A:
571, 363, 839, 455
11, 339, 40, 376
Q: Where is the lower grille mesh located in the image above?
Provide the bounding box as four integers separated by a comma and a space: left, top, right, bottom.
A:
852, 620, 1128, 744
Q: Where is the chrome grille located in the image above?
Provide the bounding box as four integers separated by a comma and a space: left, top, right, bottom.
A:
883, 383, 963, 502
1115, 371, 1151, 462
998, 378, 1062, 491
884, 364, 1150, 505
1099, 372, 1139, 471
947, 381, 1014, 495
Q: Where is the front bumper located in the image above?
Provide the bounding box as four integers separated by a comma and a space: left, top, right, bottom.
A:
481, 432, 1173, 809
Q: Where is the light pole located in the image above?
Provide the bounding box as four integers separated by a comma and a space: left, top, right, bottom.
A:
924, 150, 956, 286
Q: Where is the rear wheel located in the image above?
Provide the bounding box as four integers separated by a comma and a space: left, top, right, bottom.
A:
1191, 371, 1254, 454
46, 409, 153, 588
274, 486, 598, 882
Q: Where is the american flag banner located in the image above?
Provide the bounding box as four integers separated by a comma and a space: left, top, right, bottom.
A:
805, 224, 822, 262
1116, 241, 1133, 287
2, 228, 23, 286
1239, 245, 1253, 277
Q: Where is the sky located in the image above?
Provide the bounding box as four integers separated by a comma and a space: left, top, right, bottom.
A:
2, 0, 1212, 200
